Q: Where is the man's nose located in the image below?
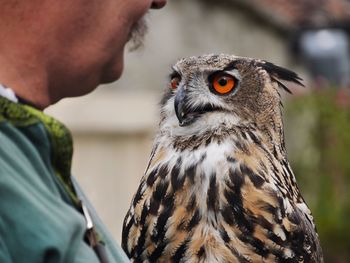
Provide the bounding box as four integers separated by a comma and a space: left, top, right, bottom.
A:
151, 0, 167, 9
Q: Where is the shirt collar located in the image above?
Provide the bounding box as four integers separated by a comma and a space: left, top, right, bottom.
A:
0, 84, 18, 103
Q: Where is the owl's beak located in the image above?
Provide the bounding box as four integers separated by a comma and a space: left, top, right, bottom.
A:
174, 86, 188, 126
174, 87, 203, 127
174, 86, 200, 127
174, 86, 220, 126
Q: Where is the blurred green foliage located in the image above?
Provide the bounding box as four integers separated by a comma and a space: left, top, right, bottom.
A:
285, 89, 350, 263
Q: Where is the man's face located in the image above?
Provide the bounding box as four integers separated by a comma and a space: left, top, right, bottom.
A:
48, 0, 166, 99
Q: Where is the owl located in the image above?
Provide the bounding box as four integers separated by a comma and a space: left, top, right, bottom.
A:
122, 54, 323, 263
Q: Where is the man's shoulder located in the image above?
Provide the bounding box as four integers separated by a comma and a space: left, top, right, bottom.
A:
0, 119, 67, 213
0, 120, 101, 262
0, 118, 130, 262
0, 119, 54, 185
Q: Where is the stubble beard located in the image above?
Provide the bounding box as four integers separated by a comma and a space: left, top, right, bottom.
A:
127, 15, 148, 52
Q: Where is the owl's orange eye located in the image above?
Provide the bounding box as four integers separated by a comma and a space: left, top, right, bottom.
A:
171, 76, 181, 90
212, 73, 236, 94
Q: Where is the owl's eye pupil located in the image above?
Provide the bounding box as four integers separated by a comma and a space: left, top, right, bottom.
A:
218, 78, 228, 86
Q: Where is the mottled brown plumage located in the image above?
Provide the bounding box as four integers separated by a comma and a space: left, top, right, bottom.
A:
122, 54, 323, 262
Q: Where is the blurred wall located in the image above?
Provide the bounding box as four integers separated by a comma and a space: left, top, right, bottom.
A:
46, 0, 302, 244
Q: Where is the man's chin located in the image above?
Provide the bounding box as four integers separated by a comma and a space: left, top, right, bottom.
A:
100, 59, 124, 84
100, 72, 123, 84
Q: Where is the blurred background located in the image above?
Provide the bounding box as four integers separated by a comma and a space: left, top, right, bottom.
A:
46, 0, 350, 262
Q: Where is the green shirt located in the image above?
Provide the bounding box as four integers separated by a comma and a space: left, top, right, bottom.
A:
0, 96, 129, 262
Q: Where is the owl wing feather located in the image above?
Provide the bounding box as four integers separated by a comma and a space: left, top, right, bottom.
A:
222, 157, 323, 263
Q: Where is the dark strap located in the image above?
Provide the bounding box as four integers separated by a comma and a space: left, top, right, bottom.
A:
78, 195, 110, 263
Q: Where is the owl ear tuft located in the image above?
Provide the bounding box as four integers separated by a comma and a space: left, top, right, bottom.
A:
258, 61, 304, 94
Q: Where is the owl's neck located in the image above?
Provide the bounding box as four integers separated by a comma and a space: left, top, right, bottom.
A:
160, 108, 287, 159
255, 105, 287, 159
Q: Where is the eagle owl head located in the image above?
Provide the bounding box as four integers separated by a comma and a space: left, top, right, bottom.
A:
159, 54, 303, 148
